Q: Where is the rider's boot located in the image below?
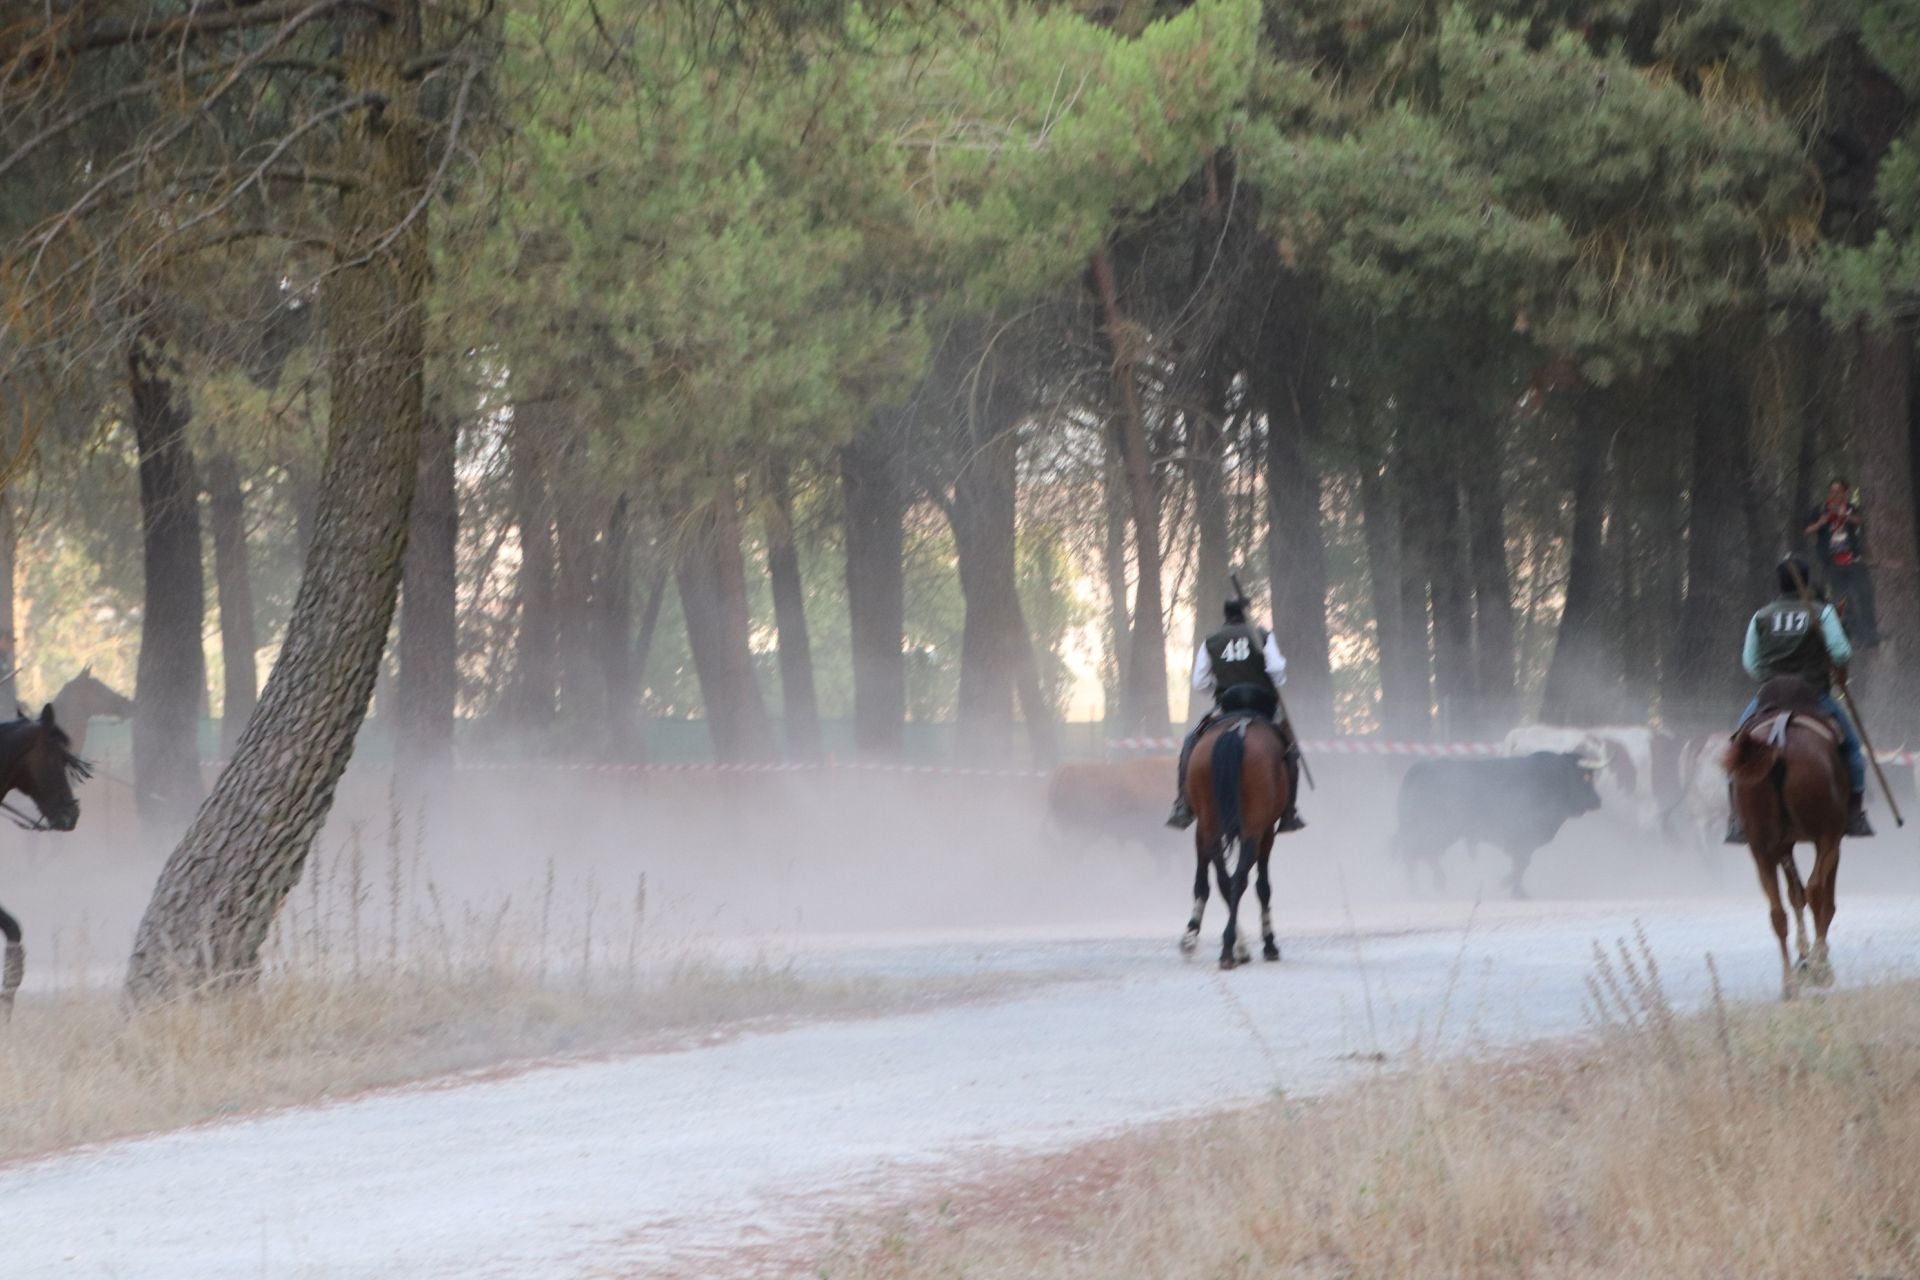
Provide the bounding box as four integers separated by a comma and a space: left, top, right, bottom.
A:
1279, 754, 1306, 832
1724, 783, 1746, 845
1166, 796, 1196, 830
1848, 791, 1876, 838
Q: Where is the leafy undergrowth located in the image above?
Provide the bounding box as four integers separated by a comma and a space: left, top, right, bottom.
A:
817, 943, 1920, 1280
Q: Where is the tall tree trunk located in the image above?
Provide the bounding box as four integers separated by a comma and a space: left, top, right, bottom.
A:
1091, 248, 1169, 735
1391, 452, 1436, 738
1425, 484, 1474, 738
1189, 408, 1230, 656
128, 324, 207, 829
1462, 414, 1516, 733
396, 407, 457, 782
1360, 461, 1418, 737
126, 2, 428, 1000
949, 417, 1021, 762
629, 561, 670, 752
204, 454, 258, 758
1254, 289, 1335, 736
675, 488, 769, 762
508, 410, 557, 734
841, 411, 906, 756
595, 496, 637, 755
0, 489, 17, 713
553, 480, 603, 742
1102, 440, 1132, 723
764, 465, 822, 760
1538, 399, 1612, 725
1676, 342, 1757, 730
1857, 325, 1920, 737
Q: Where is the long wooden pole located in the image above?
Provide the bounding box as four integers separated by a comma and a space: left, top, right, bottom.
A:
1787, 561, 1904, 827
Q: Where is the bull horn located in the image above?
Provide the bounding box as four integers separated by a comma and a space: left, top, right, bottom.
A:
1576, 752, 1608, 772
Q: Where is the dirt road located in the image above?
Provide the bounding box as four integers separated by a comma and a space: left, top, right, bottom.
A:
13, 895, 1920, 1278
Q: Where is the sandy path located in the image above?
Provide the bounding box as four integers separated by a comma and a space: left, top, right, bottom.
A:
12, 895, 1920, 1279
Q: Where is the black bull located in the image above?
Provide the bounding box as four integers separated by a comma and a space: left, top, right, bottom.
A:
1392, 752, 1603, 899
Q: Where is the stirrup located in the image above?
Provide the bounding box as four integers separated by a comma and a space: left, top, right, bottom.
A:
1848, 798, 1875, 838
1724, 817, 1746, 846
1278, 808, 1306, 833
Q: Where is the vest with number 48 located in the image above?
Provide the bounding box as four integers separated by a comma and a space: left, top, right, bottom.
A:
1753, 597, 1834, 691
1205, 622, 1274, 697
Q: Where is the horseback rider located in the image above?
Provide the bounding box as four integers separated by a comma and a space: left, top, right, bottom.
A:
1727, 554, 1873, 842
1166, 593, 1305, 833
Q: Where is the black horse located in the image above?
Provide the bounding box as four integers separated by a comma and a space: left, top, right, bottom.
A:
0, 704, 89, 1017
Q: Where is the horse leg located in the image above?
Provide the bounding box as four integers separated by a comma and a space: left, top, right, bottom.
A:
0, 903, 21, 1020
1255, 840, 1279, 962
1217, 840, 1244, 970
1180, 842, 1209, 955
1749, 848, 1795, 1000
1780, 851, 1811, 971
1807, 836, 1841, 988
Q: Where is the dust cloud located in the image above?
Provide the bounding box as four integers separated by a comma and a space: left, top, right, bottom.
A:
9, 750, 1918, 993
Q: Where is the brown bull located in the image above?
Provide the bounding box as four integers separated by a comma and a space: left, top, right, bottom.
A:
1045, 757, 1173, 849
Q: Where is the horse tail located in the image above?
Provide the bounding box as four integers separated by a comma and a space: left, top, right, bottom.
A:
1722, 730, 1777, 787
1210, 724, 1246, 857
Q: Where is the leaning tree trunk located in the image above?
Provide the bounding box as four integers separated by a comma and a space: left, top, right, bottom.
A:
1091, 248, 1170, 736
1101, 438, 1133, 723
765, 464, 822, 760
675, 489, 770, 762
128, 324, 207, 829
842, 411, 907, 756
1856, 324, 1920, 738
204, 454, 258, 758
396, 407, 457, 783
125, 5, 428, 1001
0, 488, 16, 712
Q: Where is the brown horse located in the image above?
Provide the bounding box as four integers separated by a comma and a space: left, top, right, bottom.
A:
50, 665, 135, 758
0, 705, 87, 1017
1723, 676, 1848, 1000
1179, 714, 1292, 970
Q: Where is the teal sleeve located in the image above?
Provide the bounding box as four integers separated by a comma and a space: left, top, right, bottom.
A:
1742, 616, 1762, 681
1820, 605, 1854, 667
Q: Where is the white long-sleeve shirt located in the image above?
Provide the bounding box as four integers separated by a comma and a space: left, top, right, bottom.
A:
1191, 632, 1287, 694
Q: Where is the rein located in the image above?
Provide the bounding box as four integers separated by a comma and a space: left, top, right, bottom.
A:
0, 798, 51, 831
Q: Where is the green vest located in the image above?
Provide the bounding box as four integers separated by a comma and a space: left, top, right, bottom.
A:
1752, 597, 1832, 690
1205, 622, 1273, 694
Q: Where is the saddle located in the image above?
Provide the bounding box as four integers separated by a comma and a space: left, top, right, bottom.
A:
1736, 708, 1840, 751
1737, 675, 1843, 753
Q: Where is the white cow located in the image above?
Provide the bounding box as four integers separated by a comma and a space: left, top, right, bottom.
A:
1501, 724, 1682, 836
1669, 733, 1731, 851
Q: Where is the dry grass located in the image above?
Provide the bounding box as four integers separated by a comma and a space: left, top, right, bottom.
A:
0, 798, 1007, 1164
816, 938, 1920, 1280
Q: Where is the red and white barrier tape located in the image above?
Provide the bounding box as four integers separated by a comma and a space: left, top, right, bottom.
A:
453, 760, 1052, 780
1106, 736, 1505, 757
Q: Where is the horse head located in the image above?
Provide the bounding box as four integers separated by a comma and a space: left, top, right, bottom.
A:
3, 704, 86, 831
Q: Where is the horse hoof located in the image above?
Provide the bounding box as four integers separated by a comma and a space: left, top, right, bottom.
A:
1219, 956, 1238, 971
1263, 945, 1280, 962
1233, 945, 1250, 965
1178, 931, 1199, 955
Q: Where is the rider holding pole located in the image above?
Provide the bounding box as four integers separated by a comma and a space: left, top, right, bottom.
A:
1726, 554, 1874, 842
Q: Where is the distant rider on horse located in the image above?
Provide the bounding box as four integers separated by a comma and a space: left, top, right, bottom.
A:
1727, 554, 1873, 842
1166, 593, 1305, 833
